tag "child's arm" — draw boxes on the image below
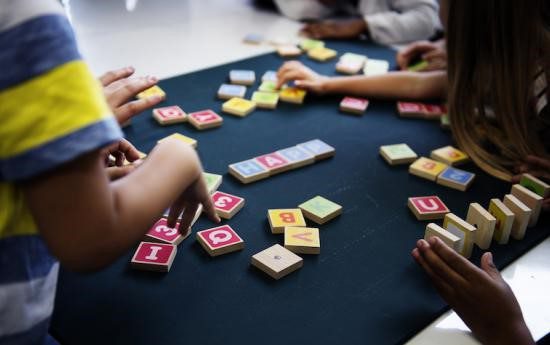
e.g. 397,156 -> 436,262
276,61 -> 447,100
412,237 -> 535,345
21,139 -> 219,272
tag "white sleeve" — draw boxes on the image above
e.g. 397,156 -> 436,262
274,0 -> 333,21
361,0 -> 441,45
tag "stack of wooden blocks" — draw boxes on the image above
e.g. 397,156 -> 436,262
409,174 -> 548,258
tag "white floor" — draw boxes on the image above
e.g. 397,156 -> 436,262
64,0 -> 550,343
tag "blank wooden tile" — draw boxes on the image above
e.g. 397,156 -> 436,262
503,194 -> 532,240
466,203 -> 496,250
251,244 -> 303,280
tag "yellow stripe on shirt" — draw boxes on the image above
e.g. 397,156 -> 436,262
0,183 -> 38,239
0,60 -> 112,159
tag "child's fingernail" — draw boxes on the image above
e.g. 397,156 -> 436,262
148,75 -> 158,83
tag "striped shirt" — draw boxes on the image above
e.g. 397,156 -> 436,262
0,1 -> 122,344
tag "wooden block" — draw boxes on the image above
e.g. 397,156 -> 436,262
436,167 -> 476,191
254,152 -> 292,175
488,199 -> 514,244
228,159 -> 270,184
409,157 -> 448,181
363,59 -> 389,76
279,87 -> 307,104
276,146 -> 315,169
339,52 -> 367,64
424,223 -> 461,252
258,81 -> 281,93
203,172 -> 223,194
217,84 -> 246,100
408,60 -> 429,72
408,196 -> 450,220
261,71 -> 278,82
379,143 -> 417,165
137,85 -> 166,100
430,146 -> 469,165
339,97 -> 369,115
152,105 -> 187,125
187,109 -> 223,130
123,150 -> 147,166
308,47 -> 337,62
251,244 -> 303,280
157,133 -> 197,148
267,209 -> 306,234
443,213 -> 477,258
520,173 -> 550,198
268,36 -> 294,46
144,218 -> 188,245
211,191 -> 245,219
196,225 -> 244,257
251,91 -> 279,109
296,139 -> 335,160
229,70 -> 255,85
423,104 -> 446,120
511,184 -> 543,227
130,242 -> 177,272
284,226 -> 320,254
298,195 -> 342,224
440,113 -> 451,130
299,38 -> 324,51
466,203 -> 496,250
335,59 -> 364,74
397,102 -> 425,118
243,33 -> 263,44
503,194 -> 532,240
277,45 -> 302,57
222,97 -> 256,117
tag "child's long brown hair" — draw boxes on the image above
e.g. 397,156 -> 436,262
446,0 -> 550,181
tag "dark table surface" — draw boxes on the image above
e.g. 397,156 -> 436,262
51,40 -> 550,345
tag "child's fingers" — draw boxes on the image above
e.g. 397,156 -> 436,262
178,203 -> 199,234
201,194 -> 221,223
114,96 -> 164,124
167,204 -> 184,228
418,238 -> 469,289
412,246 -> 455,297
116,139 -> 141,162
99,66 -> 135,86
428,236 -> 483,282
109,76 -> 159,107
422,49 -> 446,62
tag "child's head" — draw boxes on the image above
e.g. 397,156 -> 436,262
444,0 -> 550,181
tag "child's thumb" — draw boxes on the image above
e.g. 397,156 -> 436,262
481,252 -> 503,281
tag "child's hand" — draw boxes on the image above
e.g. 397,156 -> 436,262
396,40 -> 447,71
277,61 -> 329,94
102,139 -> 143,180
166,174 -> 220,234
412,237 -> 534,345
300,18 -> 367,39
512,155 -> 550,210
100,67 -> 164,124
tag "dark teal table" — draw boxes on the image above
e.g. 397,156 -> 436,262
51,40 -> 550,345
